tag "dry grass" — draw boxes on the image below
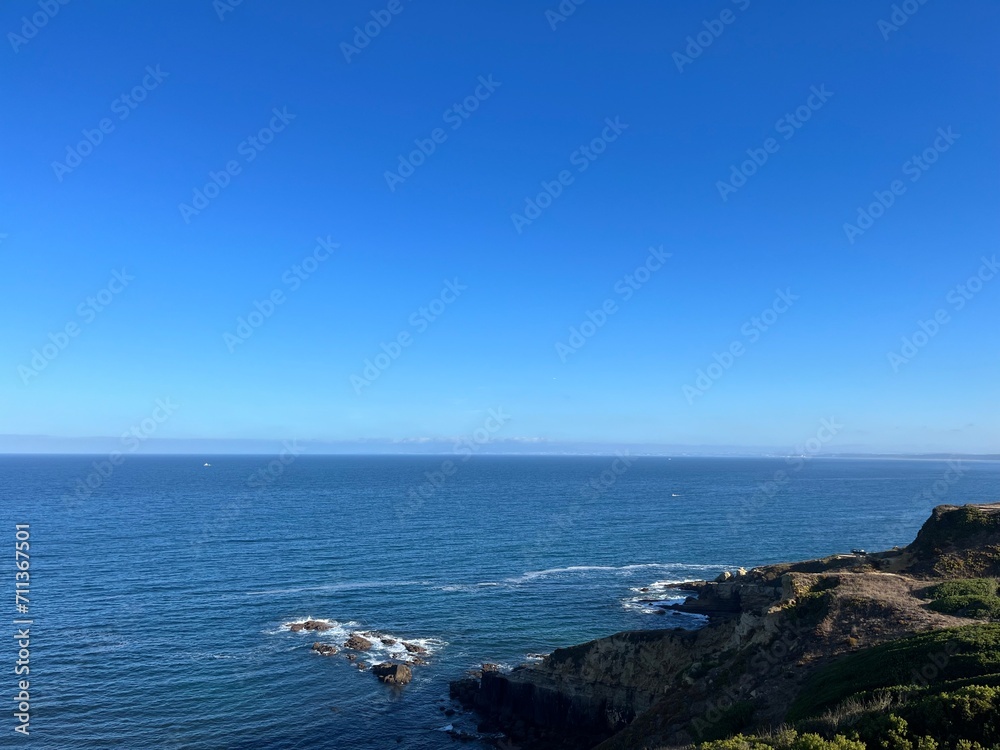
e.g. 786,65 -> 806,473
809,691 -> 900,734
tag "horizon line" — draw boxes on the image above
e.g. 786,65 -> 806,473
2,451 -> 998,461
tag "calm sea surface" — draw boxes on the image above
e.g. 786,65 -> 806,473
3,455 -> 999,749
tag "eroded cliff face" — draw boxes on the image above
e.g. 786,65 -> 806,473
452,504 -> 1000,750
452,572 -> 792,747
453,628 -> 711,745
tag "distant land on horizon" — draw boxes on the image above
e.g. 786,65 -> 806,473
1,434 -> 997,461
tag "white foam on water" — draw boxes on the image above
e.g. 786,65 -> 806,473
351,630 -> 448,660
269,618 -> 359,639
501,562 -> 732,585
246,580 -> 430,596
484,662 -> 515,673
436,583 -> 488,592
503,563 -> 657,584
81,638 -> 131,654
279,620 -> 448,663
435,581 -> 504,592
622,600 -> 681,615
628,579 -> 684,592
620,597 -> 710,624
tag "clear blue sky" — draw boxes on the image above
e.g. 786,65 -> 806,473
2,0 -> 998,453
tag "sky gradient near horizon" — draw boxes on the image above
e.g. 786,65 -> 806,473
2,0 -> 998,454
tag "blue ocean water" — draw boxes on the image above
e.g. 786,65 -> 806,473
3,455 -> 1000,749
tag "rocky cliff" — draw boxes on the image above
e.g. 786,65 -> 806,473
451,503 -> 1000,749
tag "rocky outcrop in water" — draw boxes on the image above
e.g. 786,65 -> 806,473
290,619 -> 330,632
373,662 -> 412,685
343,634 -> 373,651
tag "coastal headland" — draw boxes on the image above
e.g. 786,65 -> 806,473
452,503 -> 1000,749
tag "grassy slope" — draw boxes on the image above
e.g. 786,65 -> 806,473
787,624 -> 1000,722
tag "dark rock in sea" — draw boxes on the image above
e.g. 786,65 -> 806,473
402,641 -> 427,654
290,619 -> 331,632
356,661 -> 367,671
372,662 -> 412,685
345,654 -> 356,662
344,633 -> 373,651
465,662 -> 499,679
406,656 -> 427,666
380,637 -> 397,646
311,642 -> 338,656
450,677 -> 479,704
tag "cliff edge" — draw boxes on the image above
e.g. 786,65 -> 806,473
451,503 -> 1000,749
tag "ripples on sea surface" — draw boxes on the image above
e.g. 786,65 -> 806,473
3,455 -> 999,748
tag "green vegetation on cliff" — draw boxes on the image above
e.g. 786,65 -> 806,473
700,625 -> 1000,750
928,579 -> 1000,620
700,728 -> 865,750
907,506 -> 1000,578
788,624 -> 1000,722
703,686 -> 1000,750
